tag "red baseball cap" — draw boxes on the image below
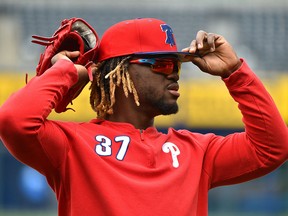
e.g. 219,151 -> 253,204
97,18 -> 192,62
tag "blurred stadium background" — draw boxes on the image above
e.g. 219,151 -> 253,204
0,0 -> 288,215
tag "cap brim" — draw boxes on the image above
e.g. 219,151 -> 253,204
133,51 -> 194,62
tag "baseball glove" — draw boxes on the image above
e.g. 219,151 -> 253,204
32,17 -> 99,113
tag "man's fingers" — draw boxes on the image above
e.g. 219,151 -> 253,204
195,31 -> 220,52
195,30 -> 207,49
183,31 -> 218,54
182,40 -> 197,53
207,33 -> 216,51
65,50 -> 81,59
51,51 -> 80,65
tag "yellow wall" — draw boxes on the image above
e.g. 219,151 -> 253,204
1,72 -> 288,128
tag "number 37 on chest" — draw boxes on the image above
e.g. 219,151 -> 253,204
94,135 -> 181,168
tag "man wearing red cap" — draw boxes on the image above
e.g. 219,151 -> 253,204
0,18 -> 287,216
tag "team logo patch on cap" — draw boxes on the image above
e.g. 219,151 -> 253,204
160,24 -> 176,47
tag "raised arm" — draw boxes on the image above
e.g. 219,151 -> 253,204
183,30 -> 288,187
0,52 -> 86,173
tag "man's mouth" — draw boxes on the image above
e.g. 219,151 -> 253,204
167,83 -> 180,97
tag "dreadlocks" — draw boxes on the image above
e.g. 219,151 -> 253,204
89,56 -> 140,119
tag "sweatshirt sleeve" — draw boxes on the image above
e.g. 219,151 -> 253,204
0,59 -> 78,175
205,59 -> 288,188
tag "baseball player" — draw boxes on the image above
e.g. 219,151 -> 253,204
0,17 -> 287,216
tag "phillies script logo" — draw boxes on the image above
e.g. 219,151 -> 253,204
162,142 -> 180,168
160,24 -> 176,47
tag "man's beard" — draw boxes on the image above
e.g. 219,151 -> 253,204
152,96 -> 179,115
140,86 -> 179,116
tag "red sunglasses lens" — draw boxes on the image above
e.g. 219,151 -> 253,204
152,62 -> 172,73
130,58 -> 181,75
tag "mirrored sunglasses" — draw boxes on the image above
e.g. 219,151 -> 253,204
129,58 -> 181,75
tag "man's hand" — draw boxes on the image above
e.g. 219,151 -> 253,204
182,30 -> 242,78
51,50 -> 89,83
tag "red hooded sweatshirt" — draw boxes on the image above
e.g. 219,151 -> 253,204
0,59 -> 287,216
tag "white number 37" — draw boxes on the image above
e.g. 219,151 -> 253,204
95,135 -> 130,161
